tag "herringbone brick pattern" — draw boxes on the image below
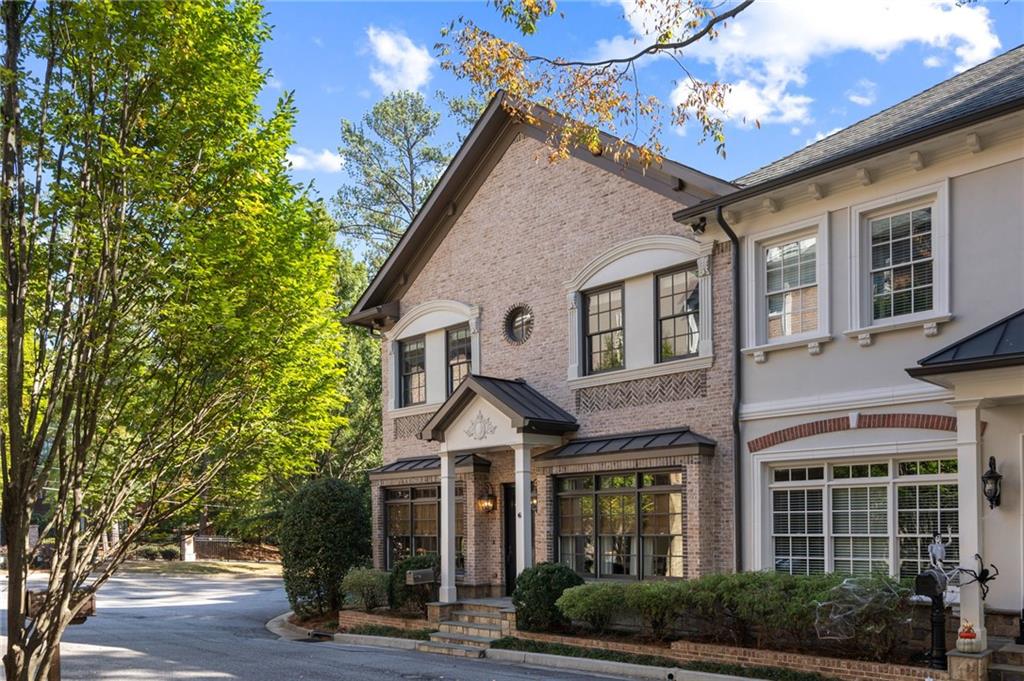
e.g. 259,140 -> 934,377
574,370 -> 707,413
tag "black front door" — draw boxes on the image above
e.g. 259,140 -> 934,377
503,483 -> 517,596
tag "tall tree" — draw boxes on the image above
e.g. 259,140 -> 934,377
438,0 -> 754,163
333,91 -> 450,269
0,3 -> 343,679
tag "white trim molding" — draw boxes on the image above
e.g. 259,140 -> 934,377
565,234 -> 707,292
739,382 -> 952,421
847,179 -> 951,339
567,354 -> 713,390
743,213 -> 831,360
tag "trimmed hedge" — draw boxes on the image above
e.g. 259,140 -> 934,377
342,567 -> 389,612
388,553 -> 439,615
556,583 -> 626,633
512,563 -> 584,632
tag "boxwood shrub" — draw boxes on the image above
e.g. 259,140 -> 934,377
342,566 -> 390,612
512,562 -> 584,632
556,583 -> 625,633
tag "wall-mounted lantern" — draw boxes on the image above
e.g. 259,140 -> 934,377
530,481 -> 538,513
982,456 -> 1002,509
476,484 -> 497,513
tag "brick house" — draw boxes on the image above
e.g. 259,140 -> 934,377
344,94 -> 738,604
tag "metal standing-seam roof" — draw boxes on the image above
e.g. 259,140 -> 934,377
536,427 -> 716,462
369,453 -> 491,477
908,307 -> 1024,377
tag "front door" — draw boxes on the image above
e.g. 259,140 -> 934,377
502,483 -> 517,596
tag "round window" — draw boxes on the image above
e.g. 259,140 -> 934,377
504,304 -> 534,345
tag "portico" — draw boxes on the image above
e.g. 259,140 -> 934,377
418,375 -> 578,603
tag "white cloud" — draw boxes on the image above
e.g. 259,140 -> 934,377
266,77 -> 283,90
610,0 -> 1000,130
670,77 -> 813,130
287,147 -> 344,173
923,55 -> 944,68
366,26 -> 434,94
805,127 -> 843,146
846,78 -> 877,107
790,127 -> 802,136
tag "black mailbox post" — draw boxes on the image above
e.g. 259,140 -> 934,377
915,569 -> 948,671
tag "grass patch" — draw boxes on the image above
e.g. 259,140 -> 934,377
490,638 -> 840,681
682,661 -> 839,681
490,637 -> 678,668
346,624 -> 434,641
118,560 -> 282,577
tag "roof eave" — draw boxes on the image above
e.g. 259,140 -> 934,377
906,354 -> 1024,379
672,95 -> 1024,224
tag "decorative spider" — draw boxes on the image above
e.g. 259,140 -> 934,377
958,554 -> 999,601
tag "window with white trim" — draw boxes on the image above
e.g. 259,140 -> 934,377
769,457 -> 958,578
766,236 -> 818,340
869,207 -> 933,321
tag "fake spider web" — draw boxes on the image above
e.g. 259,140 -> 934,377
814,577 -> 913,641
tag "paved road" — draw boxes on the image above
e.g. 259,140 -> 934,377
51,574 -> 629,681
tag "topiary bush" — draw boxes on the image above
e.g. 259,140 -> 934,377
624,580 -> 687,640
556,583 -> 626,633
342,566 -> 389,612
512,562 -> 584,632
388,553 -> 439,615
279,478 -> 371,617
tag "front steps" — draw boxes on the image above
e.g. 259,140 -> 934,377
989,637 -> 1024,680
416,602 -> 510,658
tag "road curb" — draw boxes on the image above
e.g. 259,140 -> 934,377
333,633 -> 420,651
484,648 -> 749,681
266,611 -> 309,641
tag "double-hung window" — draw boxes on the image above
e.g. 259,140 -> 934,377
769,457 -> 958,578
398,337 -> 426,407
445,324 -> 471,395
657,267 -> 700,361
584,286 -> 624,373
869,207 -> 933,321
766,236 -> 818,339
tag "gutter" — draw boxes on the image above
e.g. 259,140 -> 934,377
673,96 -> 1024,223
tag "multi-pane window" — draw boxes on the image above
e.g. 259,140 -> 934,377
657,267 -> 700,362
772,487 -> 825,575
557,471 -> 685,579
766,236 -> 818,339
769,457 -> 958,579
398,337 -> 426,406
870,206 -> 933,320
446,325 -> 472,395
831,487 -> 888,576
384,485 -> 465,571
584,286 -> 624,373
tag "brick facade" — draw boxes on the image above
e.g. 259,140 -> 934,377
747,412 -> 960,453
372,132 -> 736,592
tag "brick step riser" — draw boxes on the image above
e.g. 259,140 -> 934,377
990,670 -> 1024,681
439,623 -> 501,638
452,613 -> 503,625
429,633 -> 493,649
415,642 -> 484,659
996,652 -> 1024,667
455,604 -> 508,615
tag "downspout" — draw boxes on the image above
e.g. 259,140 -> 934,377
715,205 -> 743,574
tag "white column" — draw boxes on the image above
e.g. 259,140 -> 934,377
439,447 -> 458,604
696,254 -> 714,358
953,399 -> 986,647
514,443 -> 534,574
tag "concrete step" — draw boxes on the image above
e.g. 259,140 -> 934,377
415,640 -> 485,658
429,631 -> 496,649
438,620 -> 502,638
455,600 -> 513,615
989,663 -> 1024,681
451,609 -> 503,625
993,639 -> 1024,667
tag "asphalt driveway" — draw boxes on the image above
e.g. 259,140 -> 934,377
46,573 -> 629,680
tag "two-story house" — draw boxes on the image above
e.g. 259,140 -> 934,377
345,94 -> 739,609
674,45 -> 1024,650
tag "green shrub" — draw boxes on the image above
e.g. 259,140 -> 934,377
139,545 -> 160,561
814,574 -> 912,661
512,562 -> 584,632
624,580 -> 686,640
159,546 -> 180,561
342,567 -> 389,612
388,553 -> 439,615
556,583 -> 625,633
279,478 -> 371,617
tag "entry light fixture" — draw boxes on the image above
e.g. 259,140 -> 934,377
981,456 -> 1002,510
477,484 -> 497,514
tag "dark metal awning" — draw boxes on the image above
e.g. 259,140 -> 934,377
535,427 -> 715,466
369,453 -> 491,479
908,308 -> 1024,378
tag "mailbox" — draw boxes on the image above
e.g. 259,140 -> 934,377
915,568 -> 947,671
405,568 -> 437,586
915,568 -> 947,599
27,590 -> 96,624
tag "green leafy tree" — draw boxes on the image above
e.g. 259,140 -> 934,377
332,91 -> 450,269
0,3 -> 343,678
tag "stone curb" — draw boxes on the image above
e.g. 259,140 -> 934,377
483,648 -> 749,681
265,611 -> 311,641
333,633 -> 420,651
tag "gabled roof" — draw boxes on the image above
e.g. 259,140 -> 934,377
907,308 -> 1024,378
419,374 -> 578,442
674,44 -> 1024,222
344,92 -> 736,328
535,427 -> 715,462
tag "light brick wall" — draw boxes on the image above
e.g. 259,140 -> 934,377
373,132 -> 736,586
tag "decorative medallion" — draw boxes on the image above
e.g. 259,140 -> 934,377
463,410 -> 497,441
503,303 -> 534,345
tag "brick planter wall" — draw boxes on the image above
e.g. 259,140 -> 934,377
337,610 -> 432,632
510,630 -> 950,681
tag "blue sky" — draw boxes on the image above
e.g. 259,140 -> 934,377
258,0 -> 1024,200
